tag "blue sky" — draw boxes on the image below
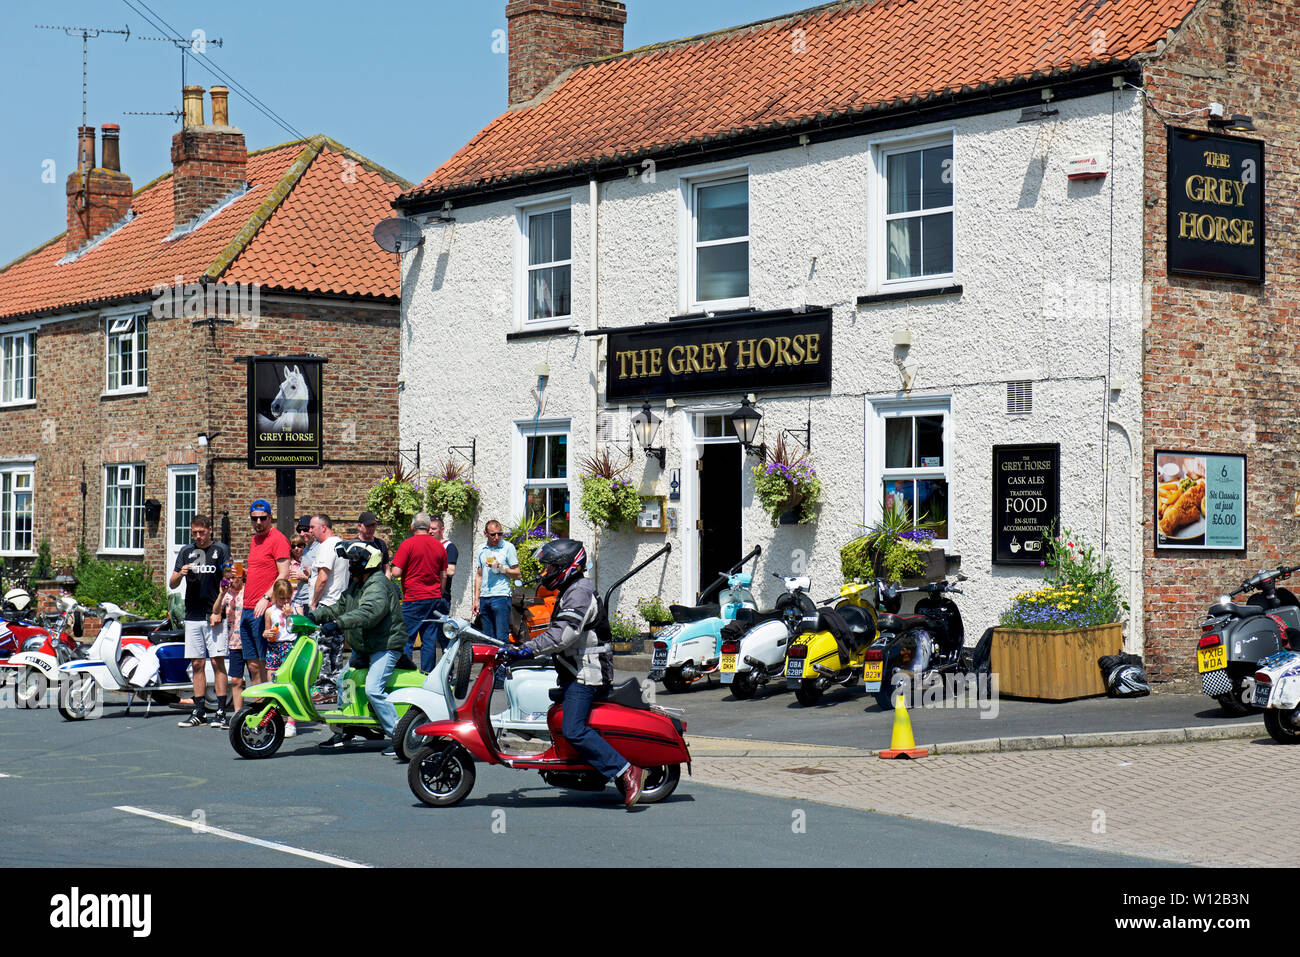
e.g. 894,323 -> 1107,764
0,0 -> 808,265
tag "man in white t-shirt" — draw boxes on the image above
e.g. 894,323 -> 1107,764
308,513 -> 351,704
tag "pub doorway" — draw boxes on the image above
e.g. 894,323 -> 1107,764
691,413 -> 744,601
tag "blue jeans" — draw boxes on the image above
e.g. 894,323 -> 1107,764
479,596 -> 511,644
403,598 -> 450,673
348,649 -> 399,737
240,609 -> 267,662
560,681 -> 630,782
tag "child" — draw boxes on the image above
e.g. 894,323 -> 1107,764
262,579 -> 299,737
211,571 -> 244,711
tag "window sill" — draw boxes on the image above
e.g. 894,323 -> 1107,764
0,551 -> 35,559
857,284 -> 963,307
98,550 -> 145,559
101,388 -> 149,399
0,400 -> 36,410
507,324 -> 579,342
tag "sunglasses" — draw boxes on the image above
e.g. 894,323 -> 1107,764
251,515 -> 270,523
486,531 -> 503,538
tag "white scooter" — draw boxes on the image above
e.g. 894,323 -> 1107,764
721,575 -> 819,699
1,595 -> 91,706
56,602 -> 215,720
1251,650 -> 1300,744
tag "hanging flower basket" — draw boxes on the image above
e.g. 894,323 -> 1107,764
426,459 -> 480,525
752,435 -> 822,527
577,450 -> 642,533
365,462 -> 422,544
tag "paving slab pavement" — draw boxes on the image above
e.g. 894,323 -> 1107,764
690,736 -> 1297,867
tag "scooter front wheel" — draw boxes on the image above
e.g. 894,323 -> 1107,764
393,707 -> 431,763
408,742 -> 475,807
1264,709 -> 1300,744
229,705 -> 285,759
615,765 -> 681,805
57,673 -> 100,720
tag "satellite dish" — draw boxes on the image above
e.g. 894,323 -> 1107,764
372,218 -> 424,254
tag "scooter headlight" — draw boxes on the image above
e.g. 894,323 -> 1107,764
442,619 -> 461,641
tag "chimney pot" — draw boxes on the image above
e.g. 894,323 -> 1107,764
209,86 -> 230,126
76,125 -> 96,171
101,124 -> 121,172
182,85 -> 206,128
506,0 -> 626,107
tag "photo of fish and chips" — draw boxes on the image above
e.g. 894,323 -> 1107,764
1156,454 -> 1207,545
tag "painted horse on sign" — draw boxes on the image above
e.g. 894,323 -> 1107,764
258,365 -> 310,433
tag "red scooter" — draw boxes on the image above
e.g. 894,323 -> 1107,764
406,620 -> 691,808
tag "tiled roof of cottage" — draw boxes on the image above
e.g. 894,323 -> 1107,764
402,0 -> 1199,203
0,136 -> 411,320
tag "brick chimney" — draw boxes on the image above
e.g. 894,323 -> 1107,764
171,85 -> 248,230
506,0 -> 626,107
64,124 -> 134,254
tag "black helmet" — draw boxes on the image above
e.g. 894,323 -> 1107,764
538,539 -> 586,591
337,540 -> 382,578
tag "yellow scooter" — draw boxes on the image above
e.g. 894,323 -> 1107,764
783,582 -> 878,706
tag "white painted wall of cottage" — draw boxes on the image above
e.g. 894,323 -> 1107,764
402,89 -> 1147,651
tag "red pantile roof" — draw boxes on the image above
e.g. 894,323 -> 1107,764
0,136 -> 411,321
403,0 -> 1200,203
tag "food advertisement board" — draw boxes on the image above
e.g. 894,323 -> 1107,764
1154,450 -> 1246,551
992,444 -> 1060,565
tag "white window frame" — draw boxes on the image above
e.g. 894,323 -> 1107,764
870,131 -> 956,295
510,419 -> 572,538
679,167 -> 751,313
104,310 -> 149,396
0,330 -> 36,407
515,194 -> 576,332
865,395 -> 953,547
102,463 -> 146,555
167,465 -> 199,581
0,465 -> 34,556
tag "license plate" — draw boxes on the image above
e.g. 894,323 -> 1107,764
720,654 -> 737,673
652,649 -> 668,667
785,658 -> 803,679
1197,645 -> 1227,673
863,660 -> 883,683
1255,683 -> 1271,707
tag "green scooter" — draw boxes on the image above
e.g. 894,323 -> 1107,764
228,615 -> 423,759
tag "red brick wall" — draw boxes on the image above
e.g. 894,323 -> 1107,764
0,296 -> 399,589
1141,0 -> 1300,683
506,0 -> 626,106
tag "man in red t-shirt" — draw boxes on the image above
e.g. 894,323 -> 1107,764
239,499 -> 292,688
391,512 -> 448,673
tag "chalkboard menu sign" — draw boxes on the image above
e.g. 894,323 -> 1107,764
993,444 -> 1061,565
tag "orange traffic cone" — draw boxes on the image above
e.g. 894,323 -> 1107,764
879,679 -> 928,759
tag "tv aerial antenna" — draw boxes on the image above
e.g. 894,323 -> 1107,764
35,23 -> 132,159
137,33 -> 224,95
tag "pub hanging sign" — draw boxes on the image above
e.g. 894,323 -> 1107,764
246,356 -> 325,470
604,308 -> 833,402
992,444 -> 1061,565
1167,127 -> 1265,283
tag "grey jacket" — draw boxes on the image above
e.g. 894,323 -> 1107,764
524,577 -> 612,686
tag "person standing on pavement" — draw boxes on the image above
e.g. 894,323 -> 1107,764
308,513 -> 350,704
243,499 -> 291,691
171,515 -> 231,729
292,515 -> 317,611
311,541 -> 406,753
472,520 -> 519,643
430,515 -> 458,616
391,512 -> 448,673
354,512 -> 391,576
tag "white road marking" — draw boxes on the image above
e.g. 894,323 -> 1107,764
0,774 -> 8,778
114,806 -> 370,868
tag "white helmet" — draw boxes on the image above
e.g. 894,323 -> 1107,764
4,588 -> 32,612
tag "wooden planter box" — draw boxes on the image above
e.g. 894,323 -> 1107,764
991,623 -> 1123,701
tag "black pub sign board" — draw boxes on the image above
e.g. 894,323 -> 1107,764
993,444 -> 1061,565
246,356 -> 325,469
1167,127 -> 1265,282
605,308 -> 833,401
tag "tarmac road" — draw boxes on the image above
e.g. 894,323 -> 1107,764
0,700 -> 1166,868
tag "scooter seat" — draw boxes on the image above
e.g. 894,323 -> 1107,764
547,680 -> 651,711
837,605 -> 875,649
670,604 -> 720,624
1210,600 -> 1265,619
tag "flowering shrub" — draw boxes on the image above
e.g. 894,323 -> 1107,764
841,507 -> 942,584
609,612 -> 642,643
751,435 -> 822,526
1000,527 -> 1126,630
365,466 -> 422,545
577,450 -> 641,532
635,595 -> 674,626
506,512 -> 558,584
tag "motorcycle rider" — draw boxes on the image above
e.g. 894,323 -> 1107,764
310,541 -> 405,753
505,539 -> 644,809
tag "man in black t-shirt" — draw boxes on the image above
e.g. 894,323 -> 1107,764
169,515 -> 232,728
355,512 -> 392,576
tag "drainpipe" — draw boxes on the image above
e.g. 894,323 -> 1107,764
588,176 -> 602,587
1109,418 -> 1140,654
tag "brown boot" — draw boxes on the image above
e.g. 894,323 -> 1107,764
621,766 -> 643,810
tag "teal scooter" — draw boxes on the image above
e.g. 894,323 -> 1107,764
648,547 -> 760,693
